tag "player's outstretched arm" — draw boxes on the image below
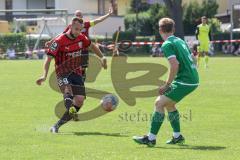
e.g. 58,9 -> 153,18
36,56 -> 52,85
159,57 -> 179,95
89,43 -> 107,69
92,7 -> 113,26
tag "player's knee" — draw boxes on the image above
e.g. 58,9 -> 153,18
74,95 -> 85,107
63,92 -> 73,101
155,96 -> 164,111
165,104 -> 176,112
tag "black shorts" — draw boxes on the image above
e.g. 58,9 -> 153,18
57,73 -> 85,96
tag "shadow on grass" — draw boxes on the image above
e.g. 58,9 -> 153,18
148,144 -> 226,151
59,131 -> 129,137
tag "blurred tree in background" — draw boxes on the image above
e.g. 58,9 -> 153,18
125,3 -> 169,38
130,0 -> 151,13
124,11 -> 152,36
163,0 -> 184,39
149,3 -> 169,36
208,18 -> 222,34
124,0 -> 220,38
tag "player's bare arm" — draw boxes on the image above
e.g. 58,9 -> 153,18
91,7 -> 113,25
159,57 -> 179,95
89,42 -> 107,69
36,55 -> 52,85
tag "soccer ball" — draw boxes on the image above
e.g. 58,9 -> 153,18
101,94 -> 119,112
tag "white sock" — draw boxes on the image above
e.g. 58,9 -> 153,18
148,133 -> 156,141
173,132 -> 181,138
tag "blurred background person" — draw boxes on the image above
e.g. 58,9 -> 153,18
195,16 -> 211,68
6,46 -> 16,59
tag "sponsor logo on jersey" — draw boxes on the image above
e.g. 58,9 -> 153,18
66,51 -> 82,57
50,42 -> 58,51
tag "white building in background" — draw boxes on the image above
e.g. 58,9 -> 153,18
0,0 -> 124,36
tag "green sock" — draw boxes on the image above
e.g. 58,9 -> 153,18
150,112 -> 165,135
168,110 -> 180,132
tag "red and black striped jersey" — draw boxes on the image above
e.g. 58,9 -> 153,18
47,33 -> 91,77
63,21 -> 92,37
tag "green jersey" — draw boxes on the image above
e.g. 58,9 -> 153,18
161,35 -> 199,85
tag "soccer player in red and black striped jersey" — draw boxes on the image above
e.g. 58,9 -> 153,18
46,8 -> 113,80
36,17 -> 107,133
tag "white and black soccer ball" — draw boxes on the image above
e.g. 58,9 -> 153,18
101,94 -> 119,112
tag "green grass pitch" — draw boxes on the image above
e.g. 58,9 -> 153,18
0,57 -> 240,160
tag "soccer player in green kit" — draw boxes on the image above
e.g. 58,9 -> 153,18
195,16 -> 211,68
133,18 -> 199,147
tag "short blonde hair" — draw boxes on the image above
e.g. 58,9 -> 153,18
159,18 -> 175,33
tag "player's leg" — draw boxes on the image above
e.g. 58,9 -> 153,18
70,95 -> 85,121
133,95 -> 174,147
62,85 -> 74,110
197,45 -> 203,67
197,52 -> 202,67
204,51 -> 209,68
50,75 -> 75,133
204,42 -> 210,68
133,82 -> 198,145
204,52 -> 209,68
164,82 -> 198,144
165,104 -> 185,144
68,73 -> 86,120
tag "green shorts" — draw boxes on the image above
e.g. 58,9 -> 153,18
164,81 -> 198,102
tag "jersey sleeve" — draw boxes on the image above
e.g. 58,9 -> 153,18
161,42 -> 176,59
47,40 -> 60,57
89,21 -> 95,27
84,21 -> 90,28
84,21 -> 95,28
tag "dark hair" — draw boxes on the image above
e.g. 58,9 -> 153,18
159,18 -> 175,33
72,17 -> 83,24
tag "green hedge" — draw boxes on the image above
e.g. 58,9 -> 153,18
124,12 -> 153,36
0,33 -> 26,52
112,30 -> 136,42
0,33 -> 52,53
26,38 -> 50,50
212,32 -> 240,40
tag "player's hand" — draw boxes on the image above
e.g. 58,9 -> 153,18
101,57 -> 107,69
108,7 -> 113,15
36,76 -> 46,86
159,83 -> 170,95
45,41 -> 51,48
